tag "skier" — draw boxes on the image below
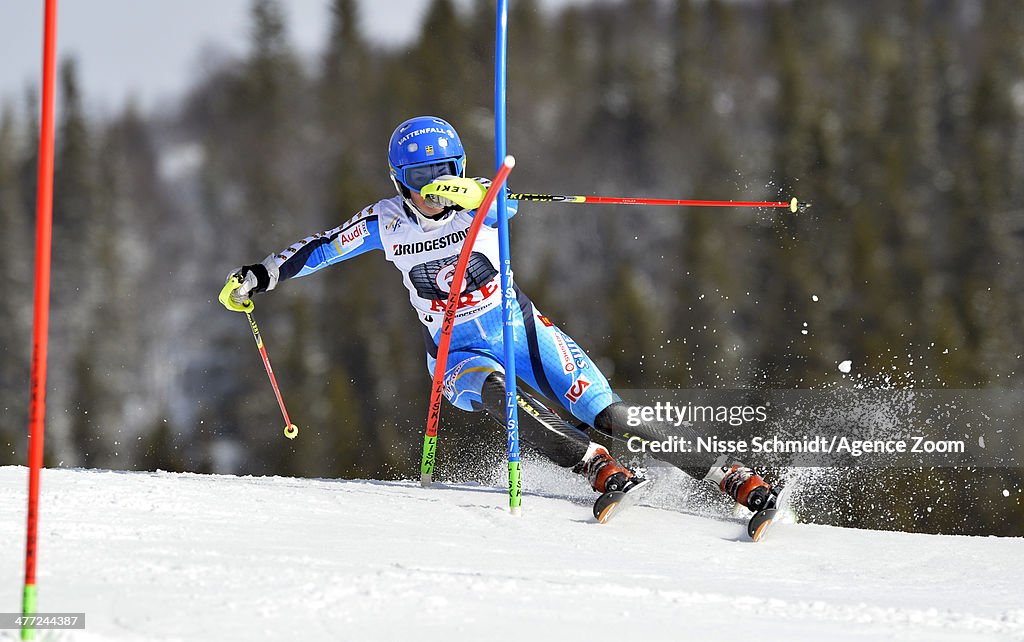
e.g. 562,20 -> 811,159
219,115 -> 778,514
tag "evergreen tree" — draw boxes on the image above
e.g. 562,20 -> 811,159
404,0 -> 475,118
0,106 -> 32,457
51,57 -> 103,467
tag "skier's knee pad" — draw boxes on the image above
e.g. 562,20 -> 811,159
593,401 -> 632,438
478,371 -> 590,467
478,371 -> 507,420
594,401 -> 714,480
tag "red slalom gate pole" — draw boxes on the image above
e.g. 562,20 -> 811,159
23,0 -> 59,639
420,156 -> 516,487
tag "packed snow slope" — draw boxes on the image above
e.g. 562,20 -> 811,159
1,465 -> 1022,642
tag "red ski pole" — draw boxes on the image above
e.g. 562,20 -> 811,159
219,275 -> 299,440
244,309 -> 299,440
509,192 -> 810,213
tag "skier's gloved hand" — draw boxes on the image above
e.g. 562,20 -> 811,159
218,258 -> 279,313
421,176 -> 488,211
219,270 -> 257,313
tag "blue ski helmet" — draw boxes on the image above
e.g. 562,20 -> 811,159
388,116 -> 466,194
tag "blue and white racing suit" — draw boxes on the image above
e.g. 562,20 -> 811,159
263,194 -> 618,429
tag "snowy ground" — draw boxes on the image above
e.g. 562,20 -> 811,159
1,465 -> 1023,642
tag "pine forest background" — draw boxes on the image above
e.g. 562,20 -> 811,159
2,0 -> 1023,535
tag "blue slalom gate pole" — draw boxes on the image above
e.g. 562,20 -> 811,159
495,0 -> 522,515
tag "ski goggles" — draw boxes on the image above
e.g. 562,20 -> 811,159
394,159 -> 462,192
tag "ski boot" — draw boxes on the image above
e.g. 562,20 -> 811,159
577,445 -> 651,523
711,463 -> 778,512
576,445 -> 645,493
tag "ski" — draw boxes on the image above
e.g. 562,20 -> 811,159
746,507 -> 778,542
593,479 -> 653,524
746,483 -> 793,542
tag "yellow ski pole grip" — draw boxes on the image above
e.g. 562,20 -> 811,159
218,274 -> 254,312
421,177 -> 488,210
